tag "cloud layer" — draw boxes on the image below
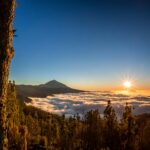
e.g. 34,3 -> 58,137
26,92 -> 150,117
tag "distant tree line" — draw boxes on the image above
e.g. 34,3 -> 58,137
6,81 -> 150,150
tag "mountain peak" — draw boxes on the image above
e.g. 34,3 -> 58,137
16,80 -> 83,101
45,80 -> 60,84
41,80 -> 68,88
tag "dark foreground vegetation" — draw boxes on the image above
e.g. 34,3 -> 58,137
7,81 -> 150,150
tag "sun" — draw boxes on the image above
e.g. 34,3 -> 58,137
123,81 -> 132,89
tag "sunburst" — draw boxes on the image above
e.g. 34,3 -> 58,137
123,81 -> 132,89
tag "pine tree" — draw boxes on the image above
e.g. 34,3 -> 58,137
0,0 -> 16,149
104,100 -> 121,150
83,110 -> 103,150
121,103 -> 138,150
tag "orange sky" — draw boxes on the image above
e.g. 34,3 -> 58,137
69,82 -> 150,95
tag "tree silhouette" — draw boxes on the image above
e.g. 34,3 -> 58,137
104,100 -> 121,150
83,109 -> 103,150
121,103 -> 138,150
0,0 -> 16,149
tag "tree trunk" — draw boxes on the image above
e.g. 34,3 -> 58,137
0,0 -> 16,149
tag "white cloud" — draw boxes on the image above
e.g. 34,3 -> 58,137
26,92 -> 150,117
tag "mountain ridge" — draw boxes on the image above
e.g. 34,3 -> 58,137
16,80 -> 83,101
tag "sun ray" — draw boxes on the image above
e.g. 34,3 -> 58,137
123,81 -> 132,89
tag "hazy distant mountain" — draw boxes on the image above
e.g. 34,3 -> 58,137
39,80 -> 68,89
16,80 -> 83,101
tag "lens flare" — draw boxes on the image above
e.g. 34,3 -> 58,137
123,81 -> 132,88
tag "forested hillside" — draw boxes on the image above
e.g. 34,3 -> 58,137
7,81 -> 150,150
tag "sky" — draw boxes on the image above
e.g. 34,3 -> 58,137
10,0 -> 150,90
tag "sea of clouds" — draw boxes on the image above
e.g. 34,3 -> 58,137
26,91 -> 150,117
